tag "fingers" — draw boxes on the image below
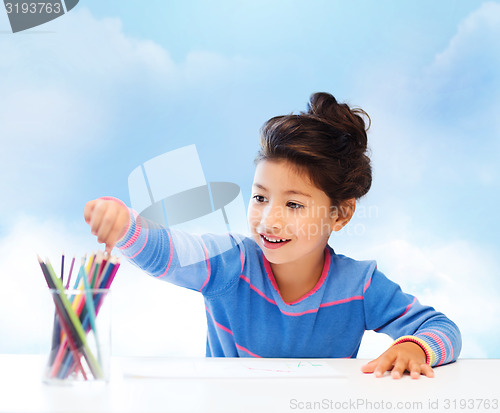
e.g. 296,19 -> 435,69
84,200 -> 97,224
391,358 -> 407,379
84,198 -> 129,251
360,359 -> 378,374
373,354 -> 397,378
88,200 -> 108,241
105,207 -> 130,251
361,354 -> 396,378
362,358 -> 434,379
94,206 -> 115,245
361,343 -> 435,379
420,363 -> 435,378
407,361 -> 434,379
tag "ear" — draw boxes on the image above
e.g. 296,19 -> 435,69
332,198 -> 356,232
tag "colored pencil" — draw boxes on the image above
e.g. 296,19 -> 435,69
80,259 -> 102,366
37,257 -> 87,380
39,252 -> 120,380
61,252 -> 65,283
60,256 -> 117,378
45,258 -> 103,379
65,256 -> 76,289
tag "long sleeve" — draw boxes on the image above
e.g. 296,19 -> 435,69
363,268 -> 462,366
114,203 -> 245,296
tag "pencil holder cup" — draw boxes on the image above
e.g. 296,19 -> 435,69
43,288 -> 111,384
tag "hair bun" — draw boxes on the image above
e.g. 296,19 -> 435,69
306,92 -> 370,152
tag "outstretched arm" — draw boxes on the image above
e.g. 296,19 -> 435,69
84,196 -> 246,295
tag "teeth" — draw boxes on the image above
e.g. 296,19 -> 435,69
262,235 -> 288,243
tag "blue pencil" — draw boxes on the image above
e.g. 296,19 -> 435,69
80,259 -> 102,366
58,256 -> 118,378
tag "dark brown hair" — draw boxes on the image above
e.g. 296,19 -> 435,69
255,92 -> 372,208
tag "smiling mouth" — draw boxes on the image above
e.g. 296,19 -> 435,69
260,234 -> 291,244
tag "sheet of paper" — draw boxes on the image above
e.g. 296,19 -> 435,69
123,358 -> 344,379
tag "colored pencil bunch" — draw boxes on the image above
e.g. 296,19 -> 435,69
37,252 -> 120,381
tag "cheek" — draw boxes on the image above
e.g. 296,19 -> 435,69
296,216 -> 332,240
247,205 -> 261,229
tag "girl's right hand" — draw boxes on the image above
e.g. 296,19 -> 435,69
84,198 -> 130,253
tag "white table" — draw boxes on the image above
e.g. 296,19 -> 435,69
0,355 -> 498,413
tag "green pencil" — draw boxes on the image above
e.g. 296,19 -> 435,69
79,258 -> 102,367
45,259 -> 103,379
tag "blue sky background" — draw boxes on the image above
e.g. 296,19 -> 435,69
0,1 -> 499,358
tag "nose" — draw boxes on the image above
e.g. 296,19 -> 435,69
260,202 -> 284,231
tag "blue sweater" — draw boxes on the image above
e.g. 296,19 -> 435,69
116,210 -> 461,366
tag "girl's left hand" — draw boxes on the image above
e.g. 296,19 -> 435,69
361,342 -> 434,379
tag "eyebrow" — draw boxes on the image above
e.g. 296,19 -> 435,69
252,183 -> 312,198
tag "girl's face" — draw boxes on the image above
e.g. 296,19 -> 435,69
248,159 -> 344,265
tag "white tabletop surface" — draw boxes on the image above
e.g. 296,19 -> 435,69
0,355 -> 498,413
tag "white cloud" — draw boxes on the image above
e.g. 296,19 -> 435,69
427,2 -> 500,85
0,7 -> 256,99
0,9 -> 176,87
365,107 -> 431,188
112,262 -> 207,357
422,2 -> 500,153
0,7 -> 257,221
358,237 -> 500,358
181,50 -> 252,90
357,2 -> 500,196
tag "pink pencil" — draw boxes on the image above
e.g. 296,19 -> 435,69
65,256 -> 76,289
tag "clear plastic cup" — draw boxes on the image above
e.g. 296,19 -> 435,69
43,288 -> 111,384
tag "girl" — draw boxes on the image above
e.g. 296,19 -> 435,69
84,92 -> 461,379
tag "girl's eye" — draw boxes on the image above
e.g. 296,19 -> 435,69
287,202 -> 304,209
253,195 -> 266,203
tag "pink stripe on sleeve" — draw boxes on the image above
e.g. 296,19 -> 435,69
398,296 -> 417,318
363,276 -> 372,293
157,230 -> 174,279
127,226 -> 149,259
420,331 -> 447,366
121,211 -> 143,250
198,241 -> 211,292
428,329 -> 454,362
121,230 -> 140,250
240,250 -> 245,274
